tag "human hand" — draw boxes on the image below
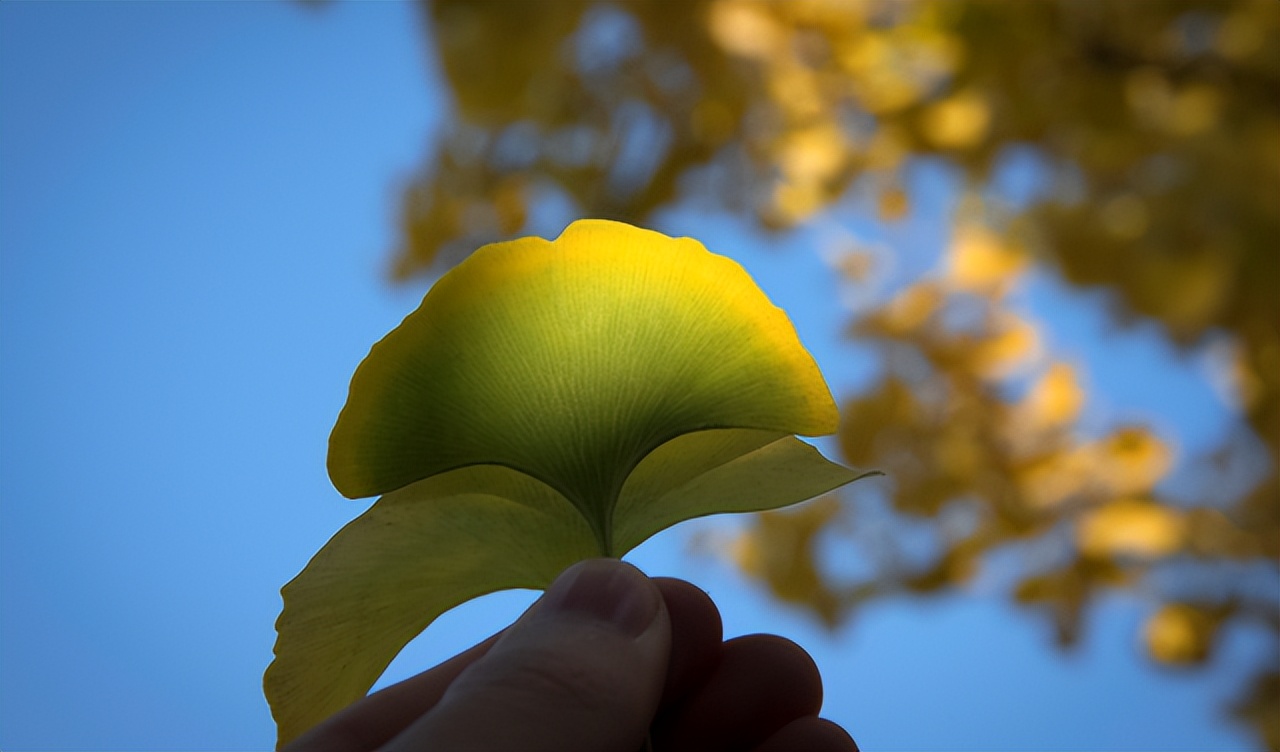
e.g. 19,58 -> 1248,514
283,558 -> 858,752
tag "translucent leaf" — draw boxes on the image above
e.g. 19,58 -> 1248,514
265,464 -> 597,747
613,429 -> 875,555
271,220 -> 865,746
329,219 -> 838,550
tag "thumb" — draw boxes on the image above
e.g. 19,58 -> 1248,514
385,559 -> 671,752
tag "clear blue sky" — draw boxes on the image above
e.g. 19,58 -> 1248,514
0,3 -> 1259,750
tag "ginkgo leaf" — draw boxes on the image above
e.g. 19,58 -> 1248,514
265,464 -> 598,747
267,431 -> 869,747
328,219 -> 838,552
270,220 -> 874,748
613,429 -> 877,555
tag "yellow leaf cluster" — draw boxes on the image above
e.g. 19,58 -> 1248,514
946,225 -> 1028,296
1145,604 -> 1214,665
389,0 -> 1280,743
733,497 -> 846,626
1078,500 -> 1185,559
1021,363 -> 1085,430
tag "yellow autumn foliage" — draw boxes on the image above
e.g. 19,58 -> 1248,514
1146,604 -> 1214,665
1078,500 -> 1185,559
382,0 -> 1280,745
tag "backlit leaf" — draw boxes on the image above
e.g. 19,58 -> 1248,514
613,429 -> 876,555
270,220 -> 867,747
266,464 -> 598,746
328,219 -> 838,551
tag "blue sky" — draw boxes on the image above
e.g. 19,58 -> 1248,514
0,3 -> 1259,750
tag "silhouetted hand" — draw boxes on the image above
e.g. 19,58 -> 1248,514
284,558 -> 858,752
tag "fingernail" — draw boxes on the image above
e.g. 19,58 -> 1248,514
540,559 -> 660,638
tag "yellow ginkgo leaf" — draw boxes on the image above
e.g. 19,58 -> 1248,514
269,220 -> 873,748
328,219 -> 838,551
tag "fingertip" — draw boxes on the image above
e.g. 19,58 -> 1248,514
752,717 -> 860,752
538,558 -> 664,638
656,634 -> 824,751
653,577 -> 722,702
385,559 -> 671,752
727,633 -> 824,716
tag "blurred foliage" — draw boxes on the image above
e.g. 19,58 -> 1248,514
385,0 -> 1278,747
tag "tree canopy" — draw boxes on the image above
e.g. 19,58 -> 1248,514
381,1 -> 1278,746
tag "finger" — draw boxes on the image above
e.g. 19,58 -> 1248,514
281,631 -> 502,752
655,634 -> 823,752
751,717 -> 860,752
653,577 -> 722,704
385,558 -> 671,752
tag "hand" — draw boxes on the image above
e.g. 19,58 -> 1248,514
284,558 -> 859,752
